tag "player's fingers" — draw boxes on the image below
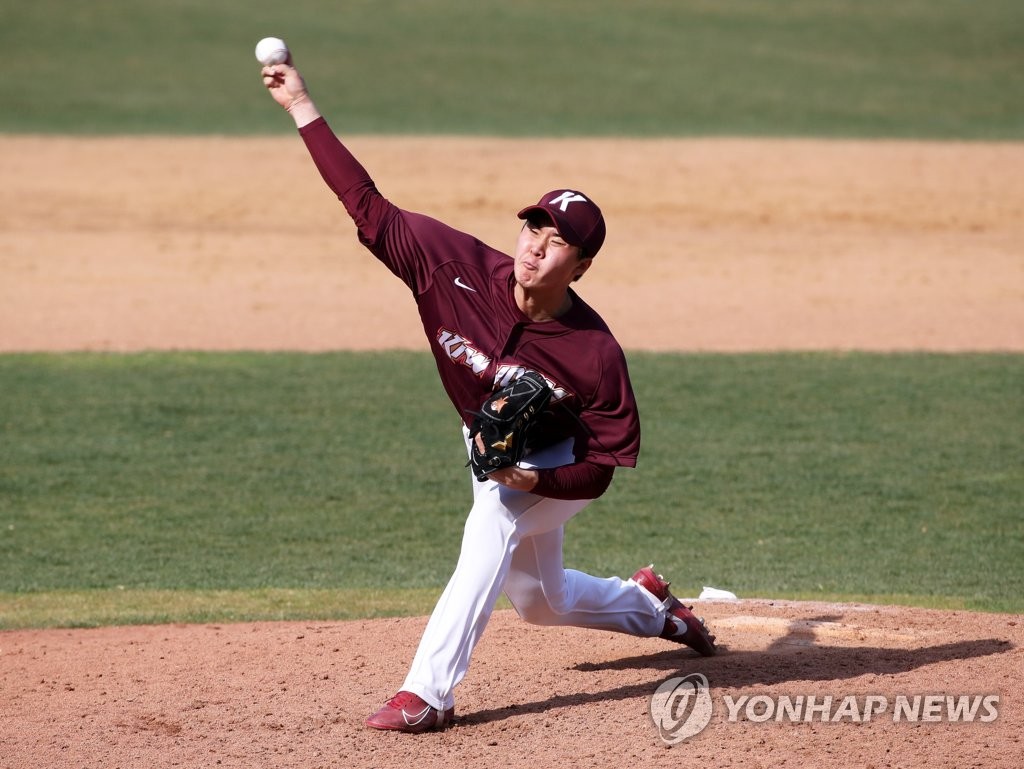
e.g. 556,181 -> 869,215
261,64 -> 293,79
261,67 -> 287,87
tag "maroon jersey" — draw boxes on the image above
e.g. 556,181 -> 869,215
301,118 -> 640,471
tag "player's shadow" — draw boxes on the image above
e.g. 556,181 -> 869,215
460,619 -> 1012,727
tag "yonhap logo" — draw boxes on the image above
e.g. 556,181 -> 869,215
649,673 -> 713,744
647,674 -> 1001,745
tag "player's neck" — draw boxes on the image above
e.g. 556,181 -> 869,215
514,283 -> 572,322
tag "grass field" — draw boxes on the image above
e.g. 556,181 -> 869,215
2,0 -> 1022,137
1,352 -> 1021,628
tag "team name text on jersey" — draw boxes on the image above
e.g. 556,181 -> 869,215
437,329 -> 490,376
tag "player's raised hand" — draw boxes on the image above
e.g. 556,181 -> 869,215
262,58 -> 306,109
261,60 -> 321,126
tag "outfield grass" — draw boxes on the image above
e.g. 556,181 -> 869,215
2,0 -> 1021,137
1,352 -> 1020,628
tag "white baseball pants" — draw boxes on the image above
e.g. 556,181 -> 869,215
401,431 -> 665,712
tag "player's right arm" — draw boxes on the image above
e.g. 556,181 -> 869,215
261,59 -> 486,299
261,60 -> 416,274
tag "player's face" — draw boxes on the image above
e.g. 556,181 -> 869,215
514,219 -> 592,292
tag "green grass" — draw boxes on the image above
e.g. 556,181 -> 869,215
2,0 -> 1021,137
0,587 -> 452,629
1,351 -> 1021,628
571,353 -> 1024,612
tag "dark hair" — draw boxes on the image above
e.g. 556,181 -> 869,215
523,211 -> 588,261
524,210 -> 554,229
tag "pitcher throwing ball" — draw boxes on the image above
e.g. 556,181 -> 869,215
260,49 -> 716,734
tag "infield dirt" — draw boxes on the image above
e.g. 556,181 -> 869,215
2,136 -> 1021,352
1,137 -> 1022,768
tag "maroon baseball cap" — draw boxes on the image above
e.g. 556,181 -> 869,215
517,189 -> 606,258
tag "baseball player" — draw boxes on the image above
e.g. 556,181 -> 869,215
261,53 -> 716,734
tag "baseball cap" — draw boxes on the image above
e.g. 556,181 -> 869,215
517,190 -> 606,258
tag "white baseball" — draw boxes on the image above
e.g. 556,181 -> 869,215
255,37 -> 289,66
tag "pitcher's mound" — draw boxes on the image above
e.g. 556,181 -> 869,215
3,601 -> 1020,767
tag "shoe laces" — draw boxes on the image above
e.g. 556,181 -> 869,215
387,691 -> 428,711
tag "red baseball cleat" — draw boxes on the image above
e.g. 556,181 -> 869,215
633,565 -> 717,656
365,691 -> 455,734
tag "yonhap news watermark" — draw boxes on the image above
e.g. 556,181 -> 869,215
649,674 -> 1000,745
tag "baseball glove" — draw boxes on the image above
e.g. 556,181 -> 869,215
467,371 -> 553,481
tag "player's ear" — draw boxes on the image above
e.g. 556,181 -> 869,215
573,256 -> 594,282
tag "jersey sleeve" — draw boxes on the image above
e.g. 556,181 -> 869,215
533,461 -> 614,500
299,117 -> 476,294
527,343 -> 640,500
576,343 -> 641,469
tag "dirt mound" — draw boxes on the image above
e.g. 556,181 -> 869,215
3,603 -> 1020,768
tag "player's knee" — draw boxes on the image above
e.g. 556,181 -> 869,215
511,600 -> 559,626
507,585 -> 572,625
544,587 -> 575,616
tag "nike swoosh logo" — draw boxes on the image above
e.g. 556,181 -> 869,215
402,705 -> 434,726
454,276 -> 477,292
666,615 -> 690,638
